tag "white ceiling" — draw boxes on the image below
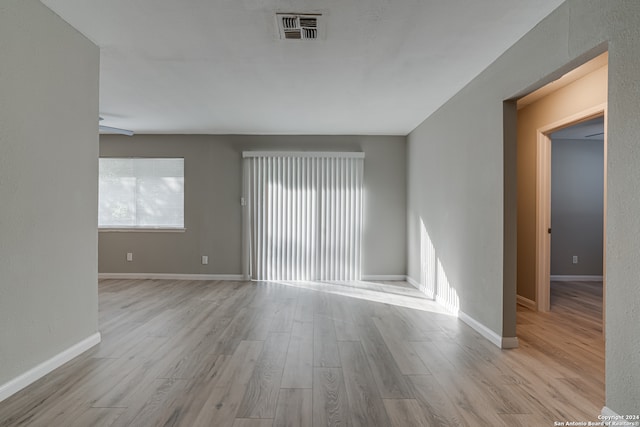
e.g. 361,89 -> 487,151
41,0 -> 566,135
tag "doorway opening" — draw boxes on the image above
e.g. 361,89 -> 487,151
514,51 -> 608,314
534,110 -> 607,313
510,51 -> 608,410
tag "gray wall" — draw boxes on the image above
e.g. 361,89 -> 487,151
99,134 -> 406,278
407,0 -> 639,415
551,138 -> 604,276
0,0 -> 99,387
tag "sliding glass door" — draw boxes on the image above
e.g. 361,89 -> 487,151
243,152 -> 364,281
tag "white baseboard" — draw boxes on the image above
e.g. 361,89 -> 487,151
501,337 -> 520,349
101,273 -> 416,283
517,295 -> 537,310
405,276 -> 435,299
0,332 -> 101,403
361,275 -> 407,281
550,275 -> 603,282
405,276 -> 517,349
458,311 -> 519,349
98,273 -> 246,281
405,275 -> 420,289
601,406 -> 622,419
435,295 -> 460,316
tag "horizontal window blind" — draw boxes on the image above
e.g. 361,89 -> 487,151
244,152 -> 363,281
99,158 -> 184,228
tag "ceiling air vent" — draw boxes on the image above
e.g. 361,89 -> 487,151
276,13 -> 322,40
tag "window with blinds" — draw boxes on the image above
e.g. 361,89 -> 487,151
243,152 -> 364,281
98,158 -> 184,229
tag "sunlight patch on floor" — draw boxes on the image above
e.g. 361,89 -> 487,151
273,280 -> 454,315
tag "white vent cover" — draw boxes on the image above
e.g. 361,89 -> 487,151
276,13 -> 322,40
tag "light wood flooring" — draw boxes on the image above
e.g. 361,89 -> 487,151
0,279 -> 604,426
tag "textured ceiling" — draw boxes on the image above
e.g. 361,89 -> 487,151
41,0 -> 566,135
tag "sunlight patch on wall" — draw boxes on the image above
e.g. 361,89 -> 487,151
436,259 -> 459,315
419,218 -> 460,315
420,219 -> 436,298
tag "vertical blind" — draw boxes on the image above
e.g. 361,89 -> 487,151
243,152 -> 364,281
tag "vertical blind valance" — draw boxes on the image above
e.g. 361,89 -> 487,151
243,152 -> 364,281
243,151 -> 365,159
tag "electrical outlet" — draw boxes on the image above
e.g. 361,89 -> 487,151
127,252 -> 133,262
572,255 -> 578,264
202,255 -> 209,265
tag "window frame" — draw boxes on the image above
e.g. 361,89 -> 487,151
98,157 -> 186,232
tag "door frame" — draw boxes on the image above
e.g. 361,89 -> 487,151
535,103 -> 607,312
